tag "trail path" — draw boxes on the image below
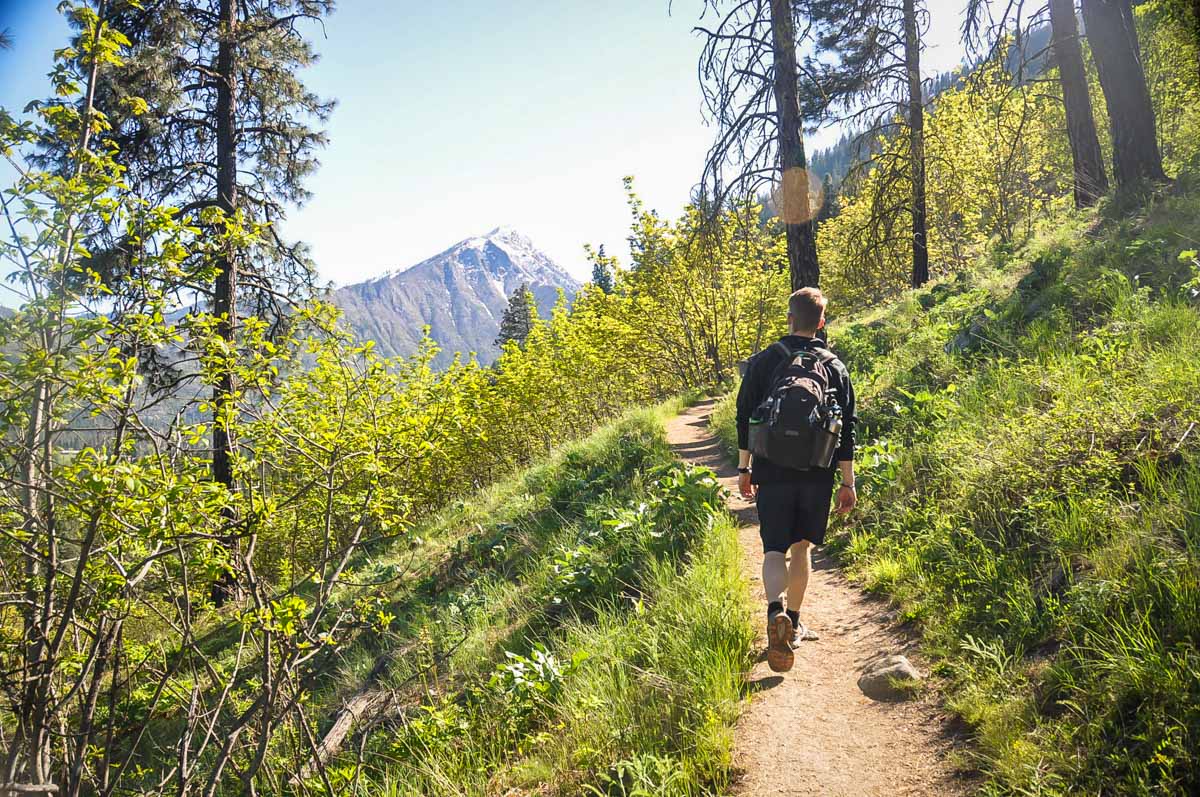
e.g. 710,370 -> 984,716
665,400 -> 970,797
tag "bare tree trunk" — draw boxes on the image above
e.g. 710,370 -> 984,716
769,0 -> 820,290
8,382 -> 50,786
1081,0 -> 1167,185
211,0 -> 240,604
903,0 -> 929,288
1050,0 -> 1109,206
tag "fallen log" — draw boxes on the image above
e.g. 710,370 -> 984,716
291,645 -> 414,785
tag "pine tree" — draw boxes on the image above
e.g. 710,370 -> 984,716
45,1 -> 332,317
696,0 -> 821,288
770,0 -> 820,289
44,0 -> 334,601
1081,0 -> 1167,185
804,0 -> 931,287
816,173 -> 840,225
590,245 -> 616,294
496,283 -> 537,349
1050,0 -> 1109,206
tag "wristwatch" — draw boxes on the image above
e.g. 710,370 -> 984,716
737,467 -> 751,474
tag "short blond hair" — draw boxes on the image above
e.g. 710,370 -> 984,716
788,287 -> 827,333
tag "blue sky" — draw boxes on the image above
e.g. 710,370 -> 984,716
0,0 -> 968,292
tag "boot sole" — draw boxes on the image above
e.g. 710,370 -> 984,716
767,613 -> 795,673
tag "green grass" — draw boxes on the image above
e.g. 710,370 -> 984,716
275,402 -> 756,796
711,185 -> 1200,794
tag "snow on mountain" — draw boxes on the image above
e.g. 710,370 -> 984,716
332,228 -> 581,367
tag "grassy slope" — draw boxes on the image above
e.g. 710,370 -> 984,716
712,184 -> 1200,794
297,400 -> 755,796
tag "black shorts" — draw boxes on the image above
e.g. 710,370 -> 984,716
755,479 -> 835,553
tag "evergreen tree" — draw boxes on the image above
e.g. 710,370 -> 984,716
804,0 -> 931,287
44,0 -> 333,317
591,245 -> 615,294
1081,0 -> 1167,185
496,283 -> 537,349
696,0 -> 821,289
816,173 -> 840,225
1050,0 -> 1109,206
43,0 -> 334,600
769,0 -> 820,289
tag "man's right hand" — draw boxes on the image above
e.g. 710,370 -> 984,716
738,471 -> 756,500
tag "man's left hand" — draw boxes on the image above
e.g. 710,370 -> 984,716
835,484 -> 857,515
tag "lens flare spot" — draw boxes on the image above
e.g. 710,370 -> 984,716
772,167 -> 823,225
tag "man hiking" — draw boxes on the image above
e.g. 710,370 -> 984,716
735,287 -> 857,673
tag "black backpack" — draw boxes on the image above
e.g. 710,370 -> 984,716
748,341 -> 842,470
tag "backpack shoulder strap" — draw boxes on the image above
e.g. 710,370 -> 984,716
771,341 -> 794,361
813,347 -> 837,364
763,341 -> 797,388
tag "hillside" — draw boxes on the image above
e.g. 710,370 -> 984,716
333,227 -> 580,366
4,0 -> 1199,793
123,402 -> 751,793
712,185 -> 1200,793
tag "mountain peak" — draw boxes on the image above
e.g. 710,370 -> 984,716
485,224 -> 520,239
333,228 -> 579,367
449,226 -> 538,261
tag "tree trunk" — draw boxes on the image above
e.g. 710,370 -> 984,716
769,0 -> 820,290
903,0 -> 929,288
1050,0 -> 1109,206
1081,0 -> 1167,185
211,0 -> 239,604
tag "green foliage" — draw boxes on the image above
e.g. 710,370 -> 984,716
337,410 -> 753,795
592,179 -> 792,386
708,387 -> 740,459
820,54 -> 1070,308
819,4 -> 1200,314
0,7 -> 767,789
1136,0 -> 1200,176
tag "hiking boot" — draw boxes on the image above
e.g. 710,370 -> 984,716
766,610 -> 795,673
785,609 -> 818,644
792,622 -> 819,644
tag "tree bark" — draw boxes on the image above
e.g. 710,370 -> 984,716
1050,0 -> 1109,206
769,0 -> 820,290
903,0 -> 929,288
211,0 -> 239,603
1081,0 -> 1167,185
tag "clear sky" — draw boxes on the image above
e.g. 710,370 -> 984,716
0,0 -> 969,292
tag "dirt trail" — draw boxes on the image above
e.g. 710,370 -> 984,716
665,400 -> 970,797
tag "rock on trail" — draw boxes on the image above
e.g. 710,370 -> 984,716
858,654 -> 924,702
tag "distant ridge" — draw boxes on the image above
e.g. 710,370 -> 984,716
332,227 -> 580,367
